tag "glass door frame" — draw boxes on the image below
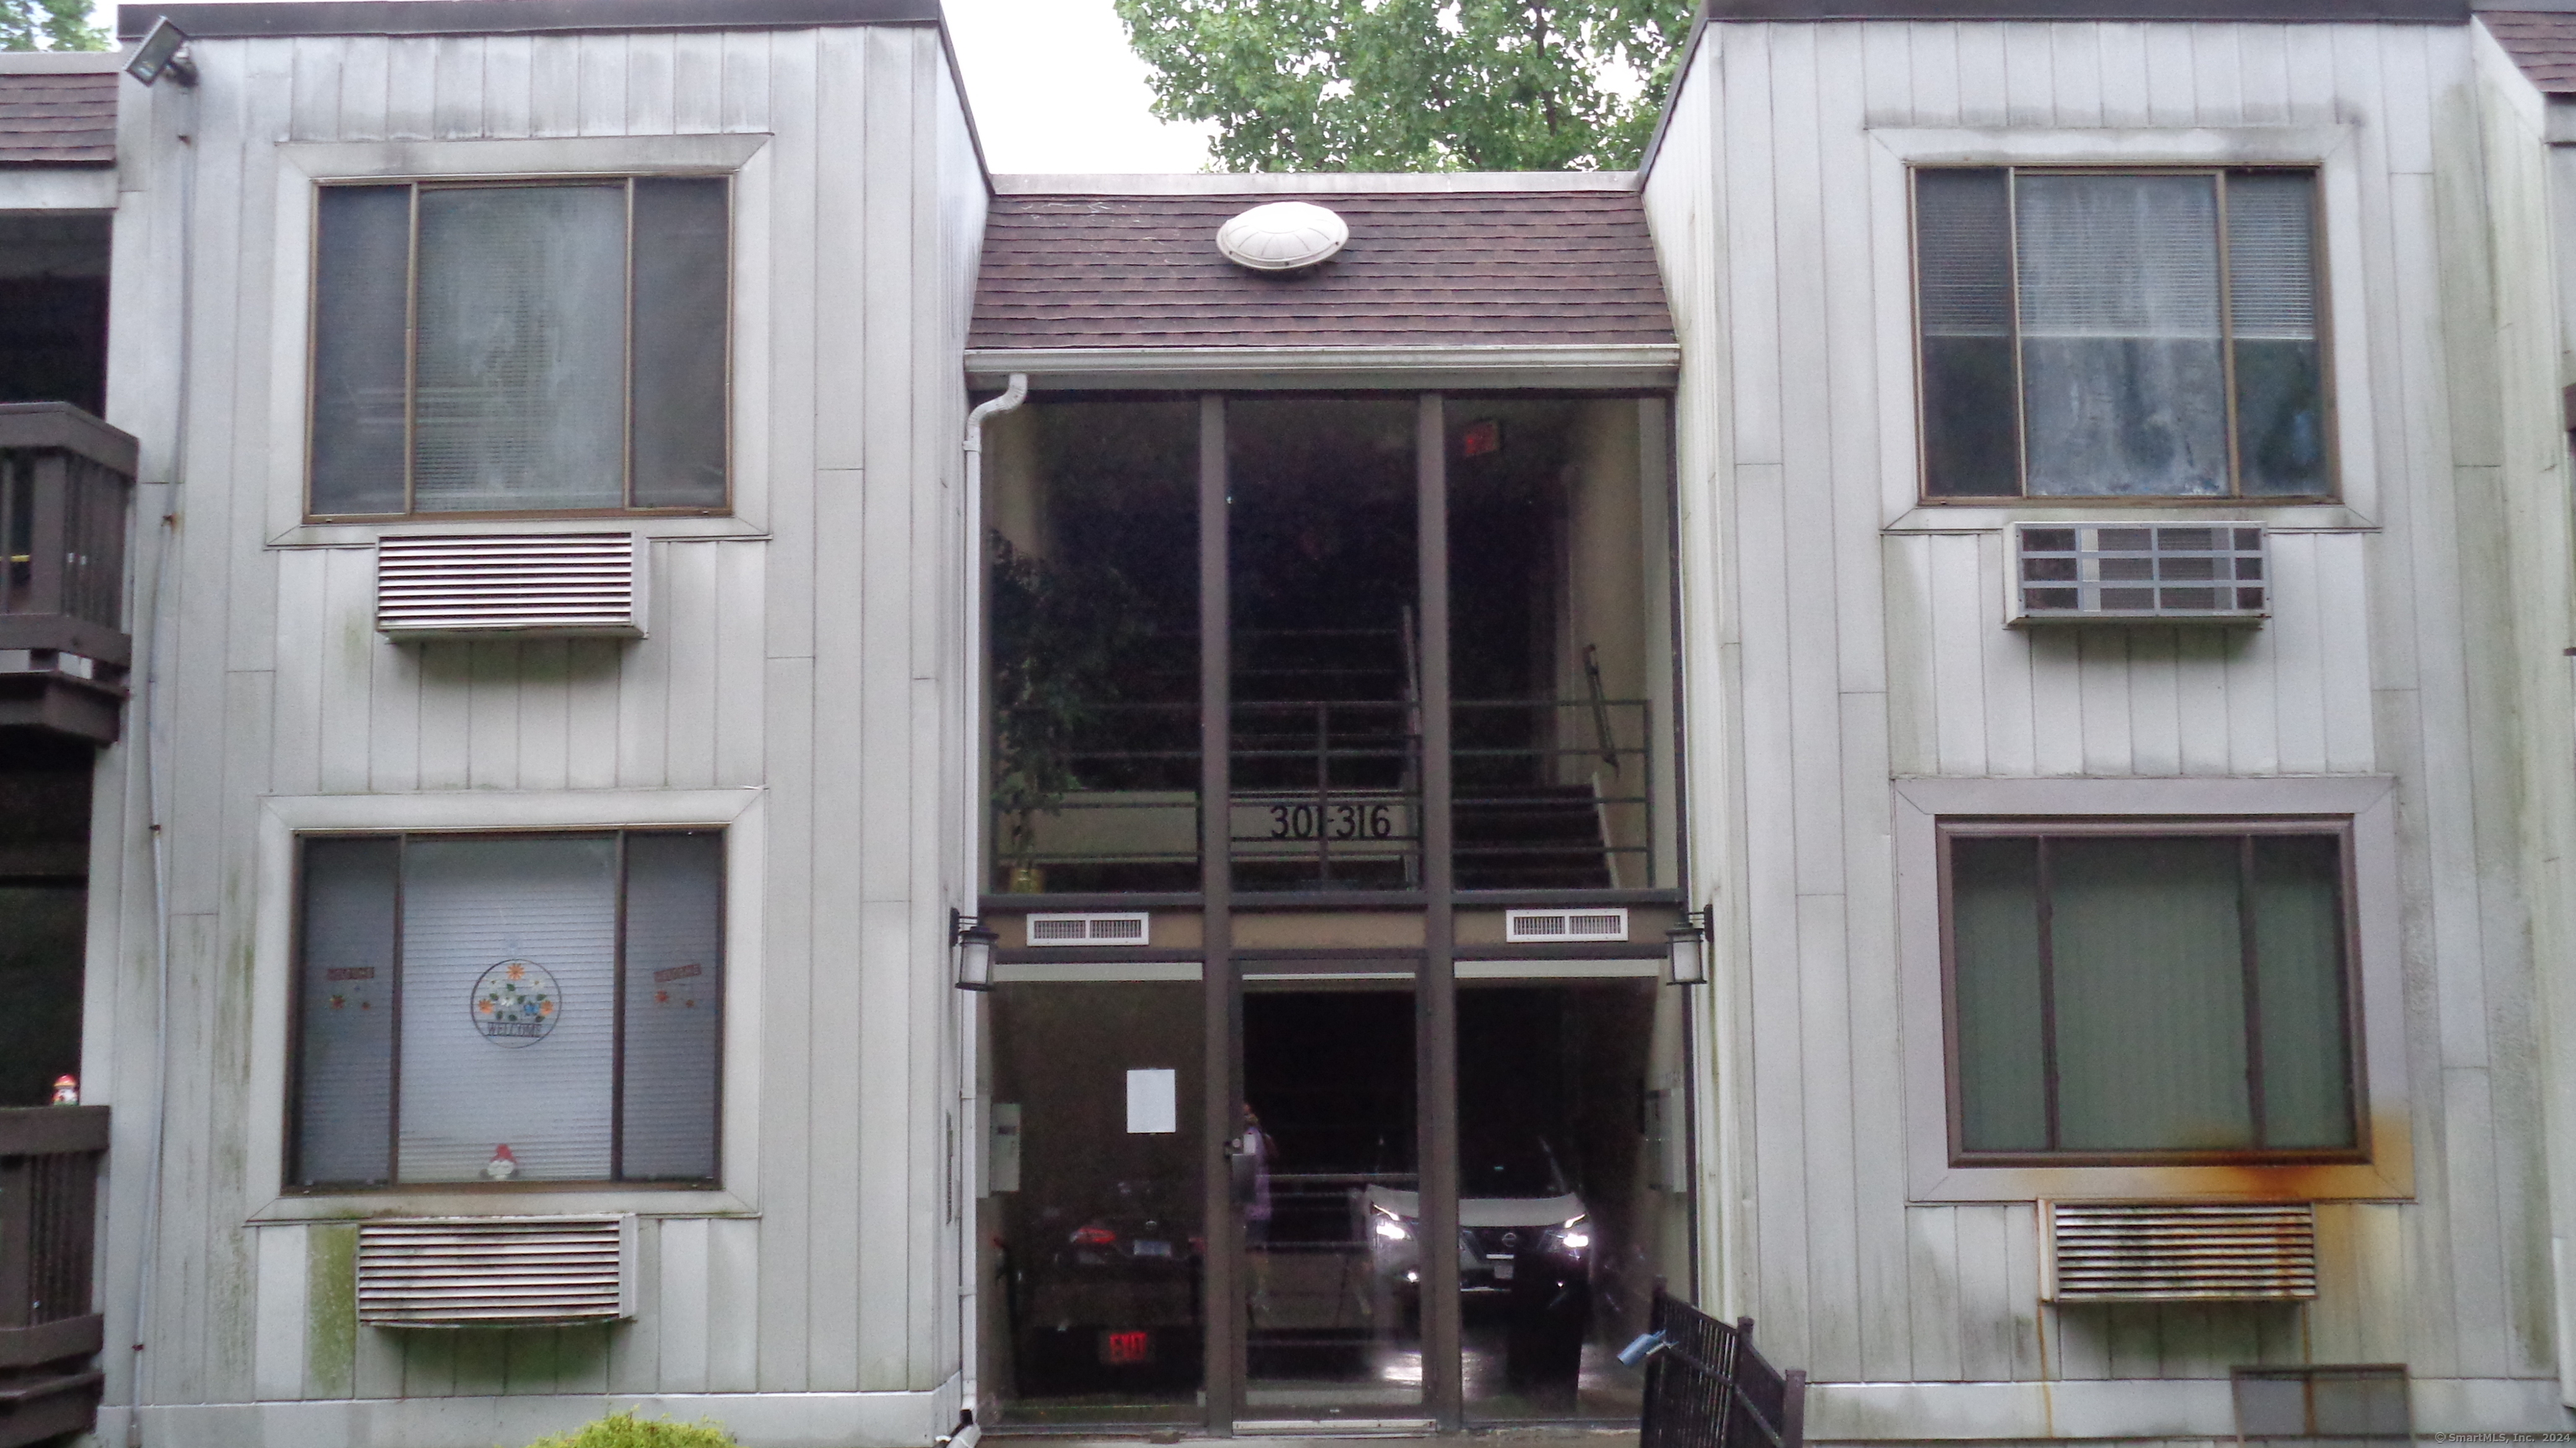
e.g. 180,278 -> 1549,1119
1198,394 -> 1463,1430
974,387 -> 1692,1435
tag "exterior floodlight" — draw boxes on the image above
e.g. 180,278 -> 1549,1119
1665,909 -> 1709,988
126,18 -> 197,88
953,910 -> 997,992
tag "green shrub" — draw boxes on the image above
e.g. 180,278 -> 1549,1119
526,1410 -> 740,1448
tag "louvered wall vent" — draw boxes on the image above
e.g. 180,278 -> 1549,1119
2041,1201 -> 2317,1303
2008,522 -> 2268,625
1026,912 -> 1151,946
356,1215 -> 637,1326
1505,908 -> 1629,943
376,533 -> 647,639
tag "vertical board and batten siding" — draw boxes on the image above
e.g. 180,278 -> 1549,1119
82,23 -> 989,1428
1643,16 -> 2569,1412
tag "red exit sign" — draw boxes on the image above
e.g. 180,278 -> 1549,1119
1102,1331 -> 1152,1366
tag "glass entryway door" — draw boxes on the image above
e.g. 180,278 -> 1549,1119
976,387 -> 1692,1432
1235,978 -> 1426,1425
982,975 -> 1207,1427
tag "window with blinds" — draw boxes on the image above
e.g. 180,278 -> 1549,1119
1941,823 -> 2361,1165
290,830 -> 724,1190
1914,169 -> 2329,501
308,178 -> 730,519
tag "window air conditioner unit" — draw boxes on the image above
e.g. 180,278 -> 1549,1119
356,1215 -> 638,1326
2007,522 -> 2267,625
375,532 -> 647,639
2039,1201 -> 2316,1303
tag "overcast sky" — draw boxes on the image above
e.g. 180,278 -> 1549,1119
943,0 -> 1216,173
89,0 -> 1215,174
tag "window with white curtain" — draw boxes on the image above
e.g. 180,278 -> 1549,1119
1942,823 -> 2359,1162
308,178 -> 730,518
1914,168 -> 2329,501
289,830 -> 724,1189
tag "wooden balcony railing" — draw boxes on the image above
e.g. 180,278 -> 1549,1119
0,403 -> 137,745
0,1106 -> 107,1448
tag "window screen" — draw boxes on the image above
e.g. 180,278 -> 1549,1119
1914,169 -> 2328,500
1945,826 -> 2357,1161
290,830 -> 724,1188
309,178 -> 730,518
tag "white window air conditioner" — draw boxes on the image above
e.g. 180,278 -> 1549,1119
2007,522 -> 2268,625
356,1215 -> 638,1326
2039,1201 -> 2317,1303
375,532 -> 647,639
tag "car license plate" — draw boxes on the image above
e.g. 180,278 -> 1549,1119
1492,1260 -> 1515,1281
1103,1330 -> 1153,1366
1131,1239 -> 1172,1258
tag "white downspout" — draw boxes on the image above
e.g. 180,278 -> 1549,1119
952,372 -> 1025,1441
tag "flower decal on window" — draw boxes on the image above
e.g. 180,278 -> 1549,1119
471,959 -> 561,1046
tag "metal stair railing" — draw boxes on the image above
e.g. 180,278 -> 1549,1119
1630,1289 -> 1806,1448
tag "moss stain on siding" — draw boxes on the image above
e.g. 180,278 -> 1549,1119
306,1222 -> 358,1398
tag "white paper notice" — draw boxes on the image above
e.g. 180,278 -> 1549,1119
1125,1068 -> 1177,1134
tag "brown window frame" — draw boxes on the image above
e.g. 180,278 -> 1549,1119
303,175 -> 735,523
1936,817 -> 2367,1168
1909,165 -> 2339,505
283,827 -> 726,1193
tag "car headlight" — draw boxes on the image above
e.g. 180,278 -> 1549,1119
1374,1217 -> 1411,1242
1555,1230 -> 1591,1251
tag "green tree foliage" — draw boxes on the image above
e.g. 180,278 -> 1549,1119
1114,0 -> 1694,173
987,532 -> 1150,875
1,0 -> 109,51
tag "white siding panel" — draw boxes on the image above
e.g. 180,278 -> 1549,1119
1956,25 -> 2008,128
2049,23 -> 2103,128
272,548 -> 328,797
2097,22 -> 2150,127
319,548 -> 376,794
1670,16 -> 2559,1418
386,36 -> 436,140
483,34 -> 532,138
658,1217 -> 712,1393
2122,628 -> 2180,778
626,31 -> 678,136
113,19 -> 985,1414
673,32 -> 724,134
431,35 -> 485,140
253,1226 -> 307,1401
578,33 -> 629,137
530,35 -> 581,138
517,639 -> 573,792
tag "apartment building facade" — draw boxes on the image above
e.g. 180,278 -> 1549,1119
2,0 -> 2576,1444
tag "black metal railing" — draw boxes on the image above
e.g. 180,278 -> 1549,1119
1231,698 -> 1420,891
989,693 -> 1661,895
1637,1290 -> 1806,1448
0,1106 -> 108,1448
1455,698 -> 1655,890
0,403 -> 137,746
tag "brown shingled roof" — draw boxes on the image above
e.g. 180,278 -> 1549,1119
0,73 -> 117,167
969,190 -> 1675,353
2485,11 -> 2576,93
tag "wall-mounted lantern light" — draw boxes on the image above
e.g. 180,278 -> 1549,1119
953,910 -> 997,992
126,18 -> 197,88
1665,908 -> 1709,987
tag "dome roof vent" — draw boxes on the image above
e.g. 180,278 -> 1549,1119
1216,201 -> 1349,272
